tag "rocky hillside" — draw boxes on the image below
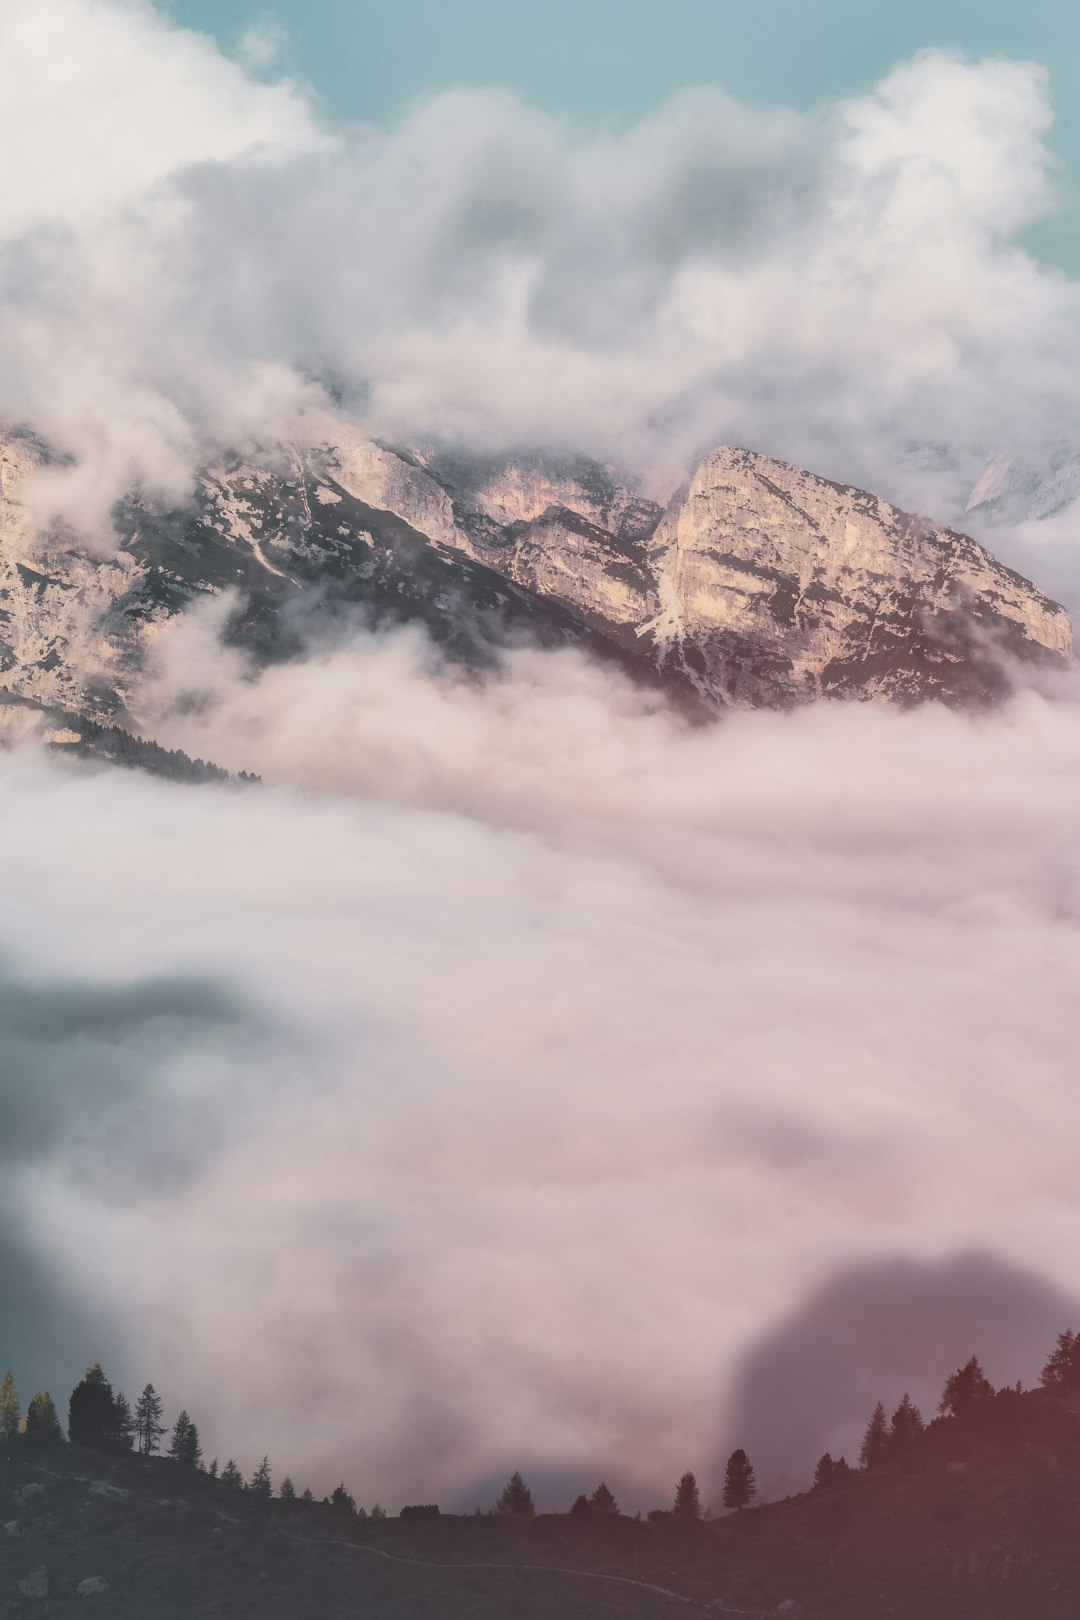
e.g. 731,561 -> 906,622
0,423 -> 1071,732
4,1388 -> 1080,1619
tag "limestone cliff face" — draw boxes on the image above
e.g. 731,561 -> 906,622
0,425 -> 1072,728
644,448 -> 1073,705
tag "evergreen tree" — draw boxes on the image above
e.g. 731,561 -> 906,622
249,1457 -> 273,1498
1040,1329 -> 1080,1391
220,1459 -> 244,1489
832,1456 -> 851,1479
168,1410 -> 202,1470
812,1453 -> 835,1490
722,1449 -> 757,1511
279,1476 -> 296,1501
0,1370 -> 20,1445
495,1471 -> 535,1517
207,1458 -> 219,1479
859,1401 -> 890,1468
68,1364 -> 118,1449
300,1487 -> 315,1503
134,1384 -> 166,1456
112,1392 -> 135,1450
939,1356 -> 995,1419
888,1392 -> 925,1452
23,1392 -> 63,1447
370,1502 -> 386,1521
672,1470 -> 702,1522
589,1481 -> 619,1515
330,1483 -> 356,1514
570,1492 -> 590,1516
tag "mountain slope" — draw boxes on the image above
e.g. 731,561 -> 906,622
0,424 -> 1071,734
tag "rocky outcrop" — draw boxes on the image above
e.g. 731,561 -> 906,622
0,425 -> 1071,730
645,447 -> 1072,705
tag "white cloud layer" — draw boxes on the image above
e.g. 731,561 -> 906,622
3,0 -> 1080,554
6,628 -> 1080,1504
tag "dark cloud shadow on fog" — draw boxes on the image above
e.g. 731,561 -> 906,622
0,961 -> 257,1413
0,961 -> 249,1195
714,1252 -> 1080,1501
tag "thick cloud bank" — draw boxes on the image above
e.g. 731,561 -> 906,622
3,0 -> 1080,540
6,633 -> 1080,1506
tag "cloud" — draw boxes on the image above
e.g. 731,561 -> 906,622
717,1253 -> 1080,1499
2,0 -> 1080,562
5,633 -> 1080,1506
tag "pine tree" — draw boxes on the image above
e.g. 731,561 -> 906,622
672,1470 -> 702,1522
888,1392 -> 925,1452
279,1477 -> 296,1500
112,1392 -> 135,1450
249,1457 -> 273,1498
0,1370 -> 20,1444
570,1492 -> 590,1516
722,1449 -> 757,1511
207,1458 -> 219,1479
589,1481 -> 619,1515
495,1471 -> 535,1517
168,1410 -> 202,1470
23,1392 -> 63,1447
860,1401 -> 889,1468
220,1458 -> 244,1489
832,1456 -> 851,1479
812,1453 -> 835,1490
68,1365 -> 118,1449
1040,1329 -> 1080,1391
370,1502 -> 386,1521
330,1483 -> 356,1514
939,1356 -> 995,1419
300,1486 -> 315,1503
134,1384 -> 166,1456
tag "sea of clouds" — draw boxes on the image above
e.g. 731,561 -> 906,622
4,0 -> 1080,1509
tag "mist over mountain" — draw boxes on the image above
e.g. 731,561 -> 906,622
5,0 -> 1080,1554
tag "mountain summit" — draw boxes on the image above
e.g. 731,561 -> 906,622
0,425 -> 1071,730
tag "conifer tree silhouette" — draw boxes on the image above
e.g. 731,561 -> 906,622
134,1384 -> 166,1455
672,1470 -> 702,1521
860,1401 -> 889,1467
23,1392 -> 63,1447
495,1472 -> 535,1517
0,1370 -> 19,1444
722,1449 -> 757,1511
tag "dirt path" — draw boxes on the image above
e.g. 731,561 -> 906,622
283,1529 -> 770,1616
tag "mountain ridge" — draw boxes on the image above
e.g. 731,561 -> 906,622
0,424 -> 1071,745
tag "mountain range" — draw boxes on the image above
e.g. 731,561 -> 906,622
0,422 -> 1072,748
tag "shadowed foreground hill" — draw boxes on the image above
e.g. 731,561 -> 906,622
5,1390 -> 1080,1620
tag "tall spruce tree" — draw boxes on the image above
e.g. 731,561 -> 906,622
134,1384 -> 166,1455
68,1364 -> 118,1448
888,1392 -> 925,1453
112,1392 -> 135,1451
330,1483 -> 356,1514
279,1476 -> 296,1501
495,1472 -> 535,1517
220,1459 -> 244,1489
1040,1329 -> 1080,1391
722,1449 -> 757,1511
249,1457 -> 273,1498
672,1471 -> 702,1522
23,1392 -> 63,1447
168,1410 -> 202,1470
938,1356 -> 995,1419
859,1401 -> 889,1468
812,1453 -> 835,1490
589,1482 -> 619,1515
0,1370 -> 20,1445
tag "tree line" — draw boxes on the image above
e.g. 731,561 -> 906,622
4,1327 -> 1079,1517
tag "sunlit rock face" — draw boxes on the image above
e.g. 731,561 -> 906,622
644,447 -> 1073,706
0,425 -> 1072,726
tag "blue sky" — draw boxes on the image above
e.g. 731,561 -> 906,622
167,0 -> 1080,267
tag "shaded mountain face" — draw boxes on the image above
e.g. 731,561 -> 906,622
0,424 -> 1071,728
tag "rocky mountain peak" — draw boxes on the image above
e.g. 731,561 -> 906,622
0,424 -> 1071,736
